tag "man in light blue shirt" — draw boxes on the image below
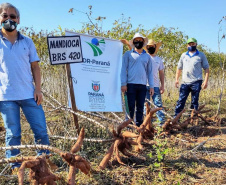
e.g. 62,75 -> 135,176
174,38 -> 209,116
121,33 -> 154,126
0,3 -> 49,169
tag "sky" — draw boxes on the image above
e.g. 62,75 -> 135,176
2,0 -> 226,53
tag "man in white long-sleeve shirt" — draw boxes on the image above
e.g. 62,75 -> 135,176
121,33 -> 154,127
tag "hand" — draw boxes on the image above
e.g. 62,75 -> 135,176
34,89 -> 43,105
175,80 -> 179,88
121,86 -> 127,93
201,81 -> 208,89
160,85 -> 164,94
120,39 -> 129,45
149,88 -> 154,97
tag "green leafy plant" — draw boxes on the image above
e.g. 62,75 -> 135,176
148,128 -> 169,181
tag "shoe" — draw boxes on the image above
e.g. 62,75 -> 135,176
136,122 -> 142,127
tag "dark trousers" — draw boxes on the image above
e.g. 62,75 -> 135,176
174,80 -> 202,116
127,83 -> 146,126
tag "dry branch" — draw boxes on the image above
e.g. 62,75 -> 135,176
49,135 -> 114,143
43,90 -> 110,130
181,137 -> 226,160
191,138 -> 226,152
0,145 -> 63,159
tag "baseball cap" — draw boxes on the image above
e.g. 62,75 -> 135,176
187,38 -> 197,44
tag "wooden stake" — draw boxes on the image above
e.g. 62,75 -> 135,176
65,64 -> 80,135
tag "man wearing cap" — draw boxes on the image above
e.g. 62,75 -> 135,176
174,38 -> 209,116
121,33 -> 154,127
146,39 -> 165,125
0,3 -> 50,169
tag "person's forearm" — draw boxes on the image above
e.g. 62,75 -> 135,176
121,54 -> 128,86
175,69 -> 182,81
148,58 -> 154,88
148,72 -> 154,88
121,39 -> 132,50
204,68 -> 209,83
127,43 -> 132,50
121,68 -> 127,86
31,62 -> 42,91
159,70 -> 164,87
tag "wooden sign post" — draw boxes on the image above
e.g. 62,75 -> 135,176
47,35 -> 83,135
66,64 -> 80,135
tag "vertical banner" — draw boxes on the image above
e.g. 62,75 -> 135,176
65,31 -> 123,112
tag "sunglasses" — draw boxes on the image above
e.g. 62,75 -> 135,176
1,14 -> 17,19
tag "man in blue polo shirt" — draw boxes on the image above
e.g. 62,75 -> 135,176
174,38 -> 209,116
121,33 -> 154,127
0,3 -> 50,169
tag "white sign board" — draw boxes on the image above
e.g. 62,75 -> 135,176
47,36 -> 83,65
66,30 -> 123,112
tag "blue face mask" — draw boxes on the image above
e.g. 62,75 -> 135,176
2,19 -> 17,32
188,46 -> 196,52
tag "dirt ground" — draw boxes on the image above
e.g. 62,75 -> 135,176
0,111 -> 225,185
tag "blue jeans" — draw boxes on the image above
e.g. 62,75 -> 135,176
146,87 -> 165,124
127,84 -> 146,127
174,80 -> 202,116
0,98 -> 50,168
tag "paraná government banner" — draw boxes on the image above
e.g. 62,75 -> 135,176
65,30 -> 123,112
